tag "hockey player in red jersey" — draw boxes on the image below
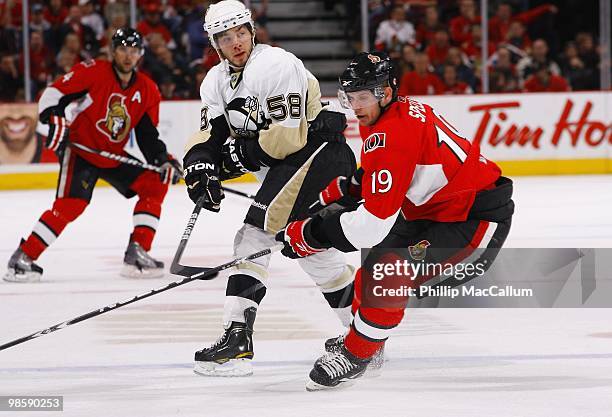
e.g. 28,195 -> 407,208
3,28 -> 182,283
276,51 -> 514,390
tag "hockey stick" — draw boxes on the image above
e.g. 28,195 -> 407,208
69,142 -> 255,200
71,142 -> 165,173
0,244 -> 283,352
170,196 -> 209,277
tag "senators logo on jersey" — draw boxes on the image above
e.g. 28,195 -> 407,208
363,133 -> 386,153
367,54 -> 381,63
96,93 -> 132,143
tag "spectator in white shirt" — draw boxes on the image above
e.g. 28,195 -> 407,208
79,0 -> 105,41
374,6 -> 416,56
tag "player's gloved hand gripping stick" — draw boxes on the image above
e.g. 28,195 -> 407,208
308,168 -> 364,214
0,196 -> 282,352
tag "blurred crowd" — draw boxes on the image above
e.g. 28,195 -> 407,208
366,0 -> 603,95
0,0 -> 272,102
0,0 -> 607,102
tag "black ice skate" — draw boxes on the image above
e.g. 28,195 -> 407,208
307,343 -> 371,391
194,308 -> 256,377
325,334 -> 385,376
3,245 -> 43,283
120,242 -> 164,278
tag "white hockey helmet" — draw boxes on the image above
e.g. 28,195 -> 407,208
204,0 -> 255,49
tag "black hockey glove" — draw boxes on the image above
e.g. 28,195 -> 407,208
158,155 -> 183,185
221,137 -> 261,179
183,156 -> 224,212
309,168 -> 364,214
46,115 -> 70,159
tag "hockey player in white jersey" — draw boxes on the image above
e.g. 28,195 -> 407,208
182,0 -> 357,376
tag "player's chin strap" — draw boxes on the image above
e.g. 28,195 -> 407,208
377,95 -> 397,115
69,142 -> 255,200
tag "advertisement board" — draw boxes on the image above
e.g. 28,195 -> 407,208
1,92 -> 610,189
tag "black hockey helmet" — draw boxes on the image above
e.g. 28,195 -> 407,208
111,28 -> 144,55
338,51 -> 398,109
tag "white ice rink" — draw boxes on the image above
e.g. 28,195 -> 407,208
1,176 -> 612,417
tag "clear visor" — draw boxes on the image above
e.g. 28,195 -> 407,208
337,86 -> 385,110
215,25 -> 252,48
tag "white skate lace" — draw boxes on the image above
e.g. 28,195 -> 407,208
319,352 -> 356,379
210,330 -> 229,349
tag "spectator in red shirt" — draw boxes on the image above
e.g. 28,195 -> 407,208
1,0 -> 23,27
425,28 -> 451,69
416,6 -> 445,49
441,64 -> 473,94
137,2 -> 176,49
19,31 -> 53,96
488,2 -> 557,44
44,0 -> 68,29
461,24 -> 496,63
449,0 -> 479,47
524,63 -> 570,92
398,52 -> 443,96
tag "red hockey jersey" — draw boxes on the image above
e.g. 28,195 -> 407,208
337,97 -> 501,249
39,60 -> 161,168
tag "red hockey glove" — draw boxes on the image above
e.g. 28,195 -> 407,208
159,155 -> 183,185
275,217 -> 330,259
309,168 -> 364,214
46,115 -> 70,157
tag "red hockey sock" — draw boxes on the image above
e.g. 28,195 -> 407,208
344,327 -> 385,359
20,198 -> 88,260
129,171 -> 167,251
131,227 -> 155,251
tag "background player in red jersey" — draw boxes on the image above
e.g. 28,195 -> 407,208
3,28 -> 182,283
276,52 -> 515,390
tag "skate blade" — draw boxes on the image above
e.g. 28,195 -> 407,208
3,269 -> 41,283
305,378 -> 356,392
363,353 -> 386,379
120,265 -> 164,279
193,358 -> 253,377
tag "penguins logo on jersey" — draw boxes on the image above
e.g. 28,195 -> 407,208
230,71 -> 244,89
226,96 -> 266,138
96,93 -> 131,143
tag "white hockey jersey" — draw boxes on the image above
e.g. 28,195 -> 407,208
186,44 -> 323,161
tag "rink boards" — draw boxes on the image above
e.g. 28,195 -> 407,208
0,91 -> 610,190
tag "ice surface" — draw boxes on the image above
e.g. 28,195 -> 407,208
1,176 -> 611,417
